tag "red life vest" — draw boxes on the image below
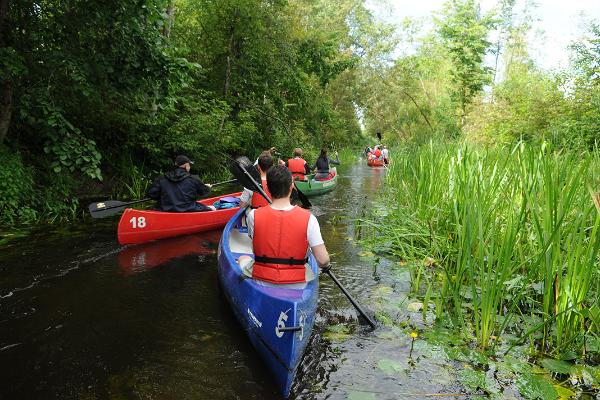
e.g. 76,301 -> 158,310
251,178 -> 271,208
287,158 -> 306,180
374,149 -> 382,158
252,206 -> 311,284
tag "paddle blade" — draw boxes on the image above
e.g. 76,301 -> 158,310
88,200 -> 129,218
292,187 -> 312,209
227,156 -> 263,193
376,132 -> 382,141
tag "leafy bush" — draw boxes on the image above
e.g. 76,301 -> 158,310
0,147 -> 37,225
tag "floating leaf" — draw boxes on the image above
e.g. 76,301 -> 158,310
516,371 -> 557,400
554,384 -> 575,399
459,369 -> 499,394
540,358 -> 573,375
348,391 -> 376,400
357,250 -> 374,257
323,324 -> 351,342
377,358 -> 405,375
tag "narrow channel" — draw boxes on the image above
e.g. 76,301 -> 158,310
0,157 -> 461,399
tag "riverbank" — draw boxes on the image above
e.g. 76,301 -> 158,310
360,141 -> 600,398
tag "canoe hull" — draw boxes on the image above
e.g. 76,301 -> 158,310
117,192 -> 242,245
294,167 -> 337,196
367,158 -> 385,167
217,209 -> 318,397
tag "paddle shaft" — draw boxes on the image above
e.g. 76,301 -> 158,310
324,269 -> 376,329
88,178 -> 238,216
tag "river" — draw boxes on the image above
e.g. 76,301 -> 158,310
0,158 -> 462,399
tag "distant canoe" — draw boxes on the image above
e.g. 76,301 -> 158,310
217,208 -> 318,397
117,192 -> 241,245
367,158 -> 385,167
294,167 -> 337,196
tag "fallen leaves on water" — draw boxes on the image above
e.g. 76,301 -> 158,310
323,324 -> 351,342
407,302 -> 423,312
357,250 -> 374,257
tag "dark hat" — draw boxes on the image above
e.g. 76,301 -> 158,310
175,155 -> 194,166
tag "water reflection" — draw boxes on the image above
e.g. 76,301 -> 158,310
117,230 -> 222,275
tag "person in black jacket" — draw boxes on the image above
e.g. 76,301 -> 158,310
148,155 -> 214,212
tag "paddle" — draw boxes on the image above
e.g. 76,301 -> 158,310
228,156 -> 312,209
88,178 -> 239,218
321,265 -> 377,329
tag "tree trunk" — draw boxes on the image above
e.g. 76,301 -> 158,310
0,82 -> 12,144
0,0 -> 12,144
163,1 -> 175,38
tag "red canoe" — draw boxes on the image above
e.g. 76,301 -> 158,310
367,158 -> 385,167
117,192 -> 242,245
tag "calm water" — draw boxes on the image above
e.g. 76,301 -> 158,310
0,159 -> 461,399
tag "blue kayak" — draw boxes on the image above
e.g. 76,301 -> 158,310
217,208 -> 318,397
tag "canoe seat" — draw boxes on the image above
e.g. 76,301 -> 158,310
229,229 -> 316,283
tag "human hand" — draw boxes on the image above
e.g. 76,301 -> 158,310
268,146 -> 277,153
320,264 -> 332,273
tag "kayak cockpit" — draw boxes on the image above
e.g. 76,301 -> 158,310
228,227 -> 317,285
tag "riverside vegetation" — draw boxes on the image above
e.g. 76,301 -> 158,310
359,142 -> 600,398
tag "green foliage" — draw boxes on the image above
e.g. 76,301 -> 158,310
364,141 -> 600,359
435,0 -> 496,125
0,147 -> 36,224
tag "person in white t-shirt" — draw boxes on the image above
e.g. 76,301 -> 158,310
381,145 -> 389,164
238,165 -> 330,283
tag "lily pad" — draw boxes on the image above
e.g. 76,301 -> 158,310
348,391 -> 376,400
377,358 -> 405,375
516,371 -> 557,400
540,358 -> 573,375
407,302 -> 423,312
459,368 -> 499,395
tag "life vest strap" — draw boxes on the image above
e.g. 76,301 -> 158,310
255,255 -> 308,265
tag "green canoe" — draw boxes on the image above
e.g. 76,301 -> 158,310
294,167 -> 338,196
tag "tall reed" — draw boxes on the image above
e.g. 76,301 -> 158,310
364,141 -> 600,355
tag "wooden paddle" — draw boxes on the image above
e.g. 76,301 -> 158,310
88,178 -> 238,218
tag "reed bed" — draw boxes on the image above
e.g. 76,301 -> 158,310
363,141 -> 600,358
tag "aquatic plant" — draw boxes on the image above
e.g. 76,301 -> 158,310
362,141 -> 600,359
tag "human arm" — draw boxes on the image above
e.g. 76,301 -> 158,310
239,188 -> 253,208
328,152 -> 340,165
307,214 -> 329,268
304,161 -> 311,175
148,177 -> 162,200
193,176 -> 211,197
311,244 -> 330,268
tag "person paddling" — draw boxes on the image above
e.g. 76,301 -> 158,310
148,155 -> 215,212
382,145 -> 390,165
283,148 -> 311,181
238,165 -> 330,283
240,151 -> 273,209
311,148 -> 339,181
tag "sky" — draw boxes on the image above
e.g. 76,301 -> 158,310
368,0 -> 600,71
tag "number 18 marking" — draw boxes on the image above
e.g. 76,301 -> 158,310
129,216 -> 146,229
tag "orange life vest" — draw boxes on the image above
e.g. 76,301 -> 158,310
251,178 -> 271,208
252,206 -> 311,284
374,149 -> 382,158
287,158 -> 306,180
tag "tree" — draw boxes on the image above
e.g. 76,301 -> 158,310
435,0 -> 495,127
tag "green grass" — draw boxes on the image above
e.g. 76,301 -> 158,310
362,141 -> 600,358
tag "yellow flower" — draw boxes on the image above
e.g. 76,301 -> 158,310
410,331 -> 418,339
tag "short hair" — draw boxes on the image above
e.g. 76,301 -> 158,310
257,151 -> 273,172
293,148 -> 303,157
267,165 -> 293,199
